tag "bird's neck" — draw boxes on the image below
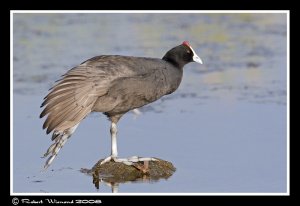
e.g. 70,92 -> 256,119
164,64 -> 183,94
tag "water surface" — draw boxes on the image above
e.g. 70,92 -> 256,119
13,13 -> 287,193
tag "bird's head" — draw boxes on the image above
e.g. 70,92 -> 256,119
162,41 -> 203,68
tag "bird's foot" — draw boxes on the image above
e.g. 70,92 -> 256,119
100,155 -> 158,166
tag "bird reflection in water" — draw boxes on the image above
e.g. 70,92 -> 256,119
91,170 -> 157,193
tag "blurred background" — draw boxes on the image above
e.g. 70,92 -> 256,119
13,13 -> 287,193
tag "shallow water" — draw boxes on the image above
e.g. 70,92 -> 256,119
12,13 -> 287,193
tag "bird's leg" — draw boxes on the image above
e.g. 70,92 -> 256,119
111,122 -> 118,157
100,122 -> 118,164
100,121 -> 158,166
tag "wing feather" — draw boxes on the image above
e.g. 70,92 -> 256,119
41,66 -> 108,134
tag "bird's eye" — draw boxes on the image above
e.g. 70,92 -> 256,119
187,50 -> 191,54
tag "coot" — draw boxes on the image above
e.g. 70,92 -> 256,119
40,41 -> 202,169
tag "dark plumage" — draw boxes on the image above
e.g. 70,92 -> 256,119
40,41 -> 202,169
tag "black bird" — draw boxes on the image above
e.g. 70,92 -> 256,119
40,41 -> 203,169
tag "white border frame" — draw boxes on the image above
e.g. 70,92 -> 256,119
10,10 -> 290,196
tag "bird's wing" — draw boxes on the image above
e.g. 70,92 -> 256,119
106,68 -> 170,107
40,65 -> 110,134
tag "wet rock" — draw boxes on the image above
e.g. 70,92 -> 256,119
81,158 -> 176,190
